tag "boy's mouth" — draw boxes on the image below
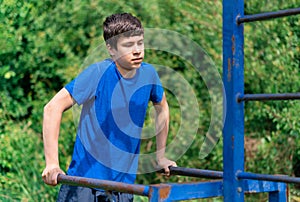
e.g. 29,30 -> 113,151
132,57 -> 143,63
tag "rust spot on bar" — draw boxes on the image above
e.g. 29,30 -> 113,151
227,58 -> 231,81
148,184 -> 171,200
159,185 -> 171,199
148,187 -> 154,199
231,35 -> 235,54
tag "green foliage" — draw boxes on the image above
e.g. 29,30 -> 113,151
0,0 -> 299,201
243,0 -> 300,177
0,122 -> 58,201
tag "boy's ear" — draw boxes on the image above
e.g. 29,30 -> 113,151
106,44 -> 116,56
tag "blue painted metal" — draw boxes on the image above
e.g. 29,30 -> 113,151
147,179 -> 288,201
148,181 -> 223,202
238,93 -> 300,102
268,183 -> 288,202
242,179 -> 287,195
238,7 -> 300,24
222,0 -> 245,201
57,173 -> 291,201
243,179 -> 288,201
57,174 -> 149,196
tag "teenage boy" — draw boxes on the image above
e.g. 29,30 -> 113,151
42,13 -> 176,201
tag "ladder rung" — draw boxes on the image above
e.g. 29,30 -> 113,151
237,7 -> 300,24
238,171 -> 300,184
237,93 -> 300,102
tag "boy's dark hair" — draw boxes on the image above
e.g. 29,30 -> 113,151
103,13 -> 144,49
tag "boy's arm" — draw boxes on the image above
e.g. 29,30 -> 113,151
42,88 -> 74,186
154,93 -> 177,176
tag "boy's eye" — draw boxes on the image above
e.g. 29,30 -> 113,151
123,43 -> 134,47
121,40 -> 144,48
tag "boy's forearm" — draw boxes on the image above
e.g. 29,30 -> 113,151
154,96 -> 178,174
43,104 -> 62,167
154,95 -> 170,160
155,111 -> 168,158
155,125 -> 168,160
42,88 -> 74,168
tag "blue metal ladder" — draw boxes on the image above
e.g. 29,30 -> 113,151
223,1 -> 300,201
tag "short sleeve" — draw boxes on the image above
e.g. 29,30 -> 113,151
65,61 -> 111,105
150,70 -> 164,103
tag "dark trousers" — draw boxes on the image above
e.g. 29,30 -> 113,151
57,184 -> 134,202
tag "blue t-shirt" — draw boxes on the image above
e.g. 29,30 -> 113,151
64,59 -> 164,184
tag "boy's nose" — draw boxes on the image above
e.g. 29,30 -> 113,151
132,45 -> 142,54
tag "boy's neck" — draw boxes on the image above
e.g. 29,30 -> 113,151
115,63 -> 136,78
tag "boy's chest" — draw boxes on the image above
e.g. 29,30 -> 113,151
95,81 -> 152,110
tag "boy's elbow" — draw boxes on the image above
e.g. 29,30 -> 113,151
43,101 -> 60,115
43,102 -> 53,115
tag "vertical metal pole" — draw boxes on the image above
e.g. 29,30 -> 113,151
222,0 -> 245,201
268,183 -> 288,202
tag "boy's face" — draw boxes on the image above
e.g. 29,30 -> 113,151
109,35 -> 144,73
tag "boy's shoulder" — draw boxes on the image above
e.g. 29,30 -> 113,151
82,59 -> 114,75
91,58 -> 114,70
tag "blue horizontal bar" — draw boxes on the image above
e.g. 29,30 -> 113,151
57,174 -> 149,196
238,172 -> 300,184
237,93 -> 300,102
149,180 -> 223,201
149,179 -> 285,200
242,179 -> 286,193
238,7 -> 300,23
